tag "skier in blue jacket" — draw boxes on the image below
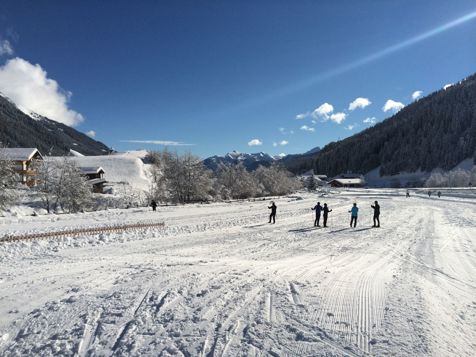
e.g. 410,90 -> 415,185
349,203 -> 359,228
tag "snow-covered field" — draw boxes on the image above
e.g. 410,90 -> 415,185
0,190 -> 475,356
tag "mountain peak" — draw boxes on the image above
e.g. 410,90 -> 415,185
204,151 -> 277,172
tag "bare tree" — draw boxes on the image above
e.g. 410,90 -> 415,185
33,159 -> 57,213
216,163 -> 259,199
470,166 -> 476,187
148,151 -> 214,204
448,169 -> 470,187
0,148 -> 18,210
58,159 -> 93,212
254,164 -> 300,196
34,158 -> 92,213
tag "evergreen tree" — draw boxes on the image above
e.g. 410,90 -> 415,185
304,175 -> 317,191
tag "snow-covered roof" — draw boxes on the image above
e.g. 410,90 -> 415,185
79,166 -> 105,174
0,148 -> 43,161
330,178 -> 365,185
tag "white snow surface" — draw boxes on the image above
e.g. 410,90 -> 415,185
48,151 -> 151,191
0,190 -> 475,356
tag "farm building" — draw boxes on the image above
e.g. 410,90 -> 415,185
0,148 -> 44,186
79,166 -> 107,193
328,174 -> 366,188
300,170 -> 329,186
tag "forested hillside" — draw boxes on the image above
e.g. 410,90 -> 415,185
0,95 -> 111,156
282,73 -> 476,176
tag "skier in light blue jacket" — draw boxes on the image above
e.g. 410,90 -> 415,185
349,203 -> 359,228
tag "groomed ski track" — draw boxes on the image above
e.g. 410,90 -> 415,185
0,189 -> 475,356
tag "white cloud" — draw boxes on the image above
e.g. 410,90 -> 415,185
295,112 -> 310,120
279,140 -> 288,146
348,97 -> 371,111
272,142 -> 278,147
344,124 -> 357,131
300,125 -> 315,132
277,153 -> 286,158
443,83 -> 453,90
248,139 -> 263,146
0,39 -> 14,56
363,117 -> 377,125
86,130 -> 96,138
0,57 -> 84,126
382,99 -> 404,113
330,112 -> 347,124
121,140 -> 194,146
412,90 -> 423,100
312,102 -> 334,119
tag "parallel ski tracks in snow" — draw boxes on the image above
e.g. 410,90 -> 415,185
2,192 -> 476,356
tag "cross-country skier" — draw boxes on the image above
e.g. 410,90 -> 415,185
151,200 -> 157,212
349,203 -> 358,228
438,191 -> 441,198
311,202 -> 323,227
406,190 -> 410,198
268,201 -> 277,224
323,203 -> 332,227
371,201 -> 380,227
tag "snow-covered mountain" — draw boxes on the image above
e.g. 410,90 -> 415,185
283,72 -> 476,176
203,151 -> 277,171
0,94 -> 111,156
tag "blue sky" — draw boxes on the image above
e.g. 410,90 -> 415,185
0,0 -> 475,158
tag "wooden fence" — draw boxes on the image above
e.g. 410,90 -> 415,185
1,221 -> 165,243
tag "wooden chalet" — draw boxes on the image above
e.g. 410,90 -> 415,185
79,166 -> 107,193
0,148 -> 43,186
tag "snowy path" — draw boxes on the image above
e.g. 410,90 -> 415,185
0,191 -> 475,356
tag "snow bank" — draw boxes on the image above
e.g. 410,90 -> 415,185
48,151 -> 152,191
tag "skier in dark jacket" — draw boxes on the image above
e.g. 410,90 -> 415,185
349,203 -> 358,228
311,202 -> 323,227
371,201 -> 380,227
151,200 -> 157,212
322,203 -> 332,227
268,201 -> 277,224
